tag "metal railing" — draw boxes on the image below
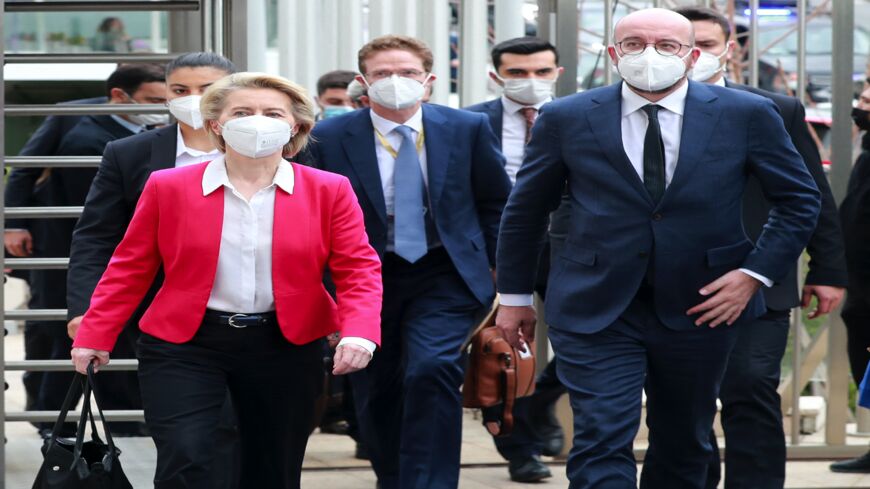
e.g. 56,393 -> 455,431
0,1 -> 241,486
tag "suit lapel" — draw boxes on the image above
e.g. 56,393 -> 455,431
341,110 -> 388,225
271,171 -> 307,294
661,81 -> 721,205
150,124 -> 180,172
422,104 -> 453,207
587,84 -> 654,206
486,99 -> 504,145
190,162 -> 225,289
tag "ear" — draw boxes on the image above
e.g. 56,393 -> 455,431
607,45 -> 619,65
725,40 -> 736,62
108,87 -> 128,103
424,73 -> 437,86
488,71 -> 503,86
689,47 -> 701,66
209,119 -> 222,136
556,66 -> 565,77
354,74 -> 368,87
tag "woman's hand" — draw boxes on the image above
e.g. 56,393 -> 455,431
332,344 -> 372,375
71,347 -> 110,374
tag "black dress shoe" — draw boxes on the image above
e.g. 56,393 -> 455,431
509,455 -> 552,483
831,450 -> 870,473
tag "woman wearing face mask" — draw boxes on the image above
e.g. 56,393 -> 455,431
69,72 -> 383,489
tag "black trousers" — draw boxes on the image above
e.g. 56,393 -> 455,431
706,309 -> 791,489
137,320 -> 322,489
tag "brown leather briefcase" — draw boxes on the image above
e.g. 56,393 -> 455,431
462,297 -> 536,436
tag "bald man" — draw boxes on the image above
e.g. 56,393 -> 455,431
494,8 -> 820,488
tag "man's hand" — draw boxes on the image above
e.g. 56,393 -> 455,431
4,230 -> 33,257
71,347 -> 110,374
495,305 -> 536,352
333,344 -> 372,375
801,285 -> 845,319
67,315 -> 83,340
687,270 -> 762,327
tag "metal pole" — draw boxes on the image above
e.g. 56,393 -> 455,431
213,0 -> 225,57
604,0 -> 614,86
825,0 -> 854,446
320,0 -> 340,72
369,0 -> 394,39
201,0 -> 213,51
246,0 -> 268,71
417,0 -> 451,105
554,0 -> 578,96
277,0 -> 296,79
336,0 -> 363,71
495,0 -> 525,44
749,0 -> 759,87
1,0 -> 7,484
459,0 -> 488,106
796,0 -> 807,104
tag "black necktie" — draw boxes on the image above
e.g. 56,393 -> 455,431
641,104 -> 666,203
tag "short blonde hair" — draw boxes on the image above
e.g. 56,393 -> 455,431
358,35 -> 434,74
200,72 -> 315,157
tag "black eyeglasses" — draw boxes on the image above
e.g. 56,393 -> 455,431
616,38 -> 691,56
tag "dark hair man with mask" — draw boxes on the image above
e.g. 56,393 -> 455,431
495,8 -> 820,488
305,35 -> 511,489
315,69 -> 358,119
8,63 -> 166,438
465,36 -> 566,483
674,7 -> 848,489
831,81 -> 870,474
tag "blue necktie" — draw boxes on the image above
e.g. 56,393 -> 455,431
393,125 -> 427,263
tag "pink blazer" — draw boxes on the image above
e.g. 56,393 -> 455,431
73,161 -> 382,352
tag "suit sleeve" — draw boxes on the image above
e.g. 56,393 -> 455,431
741,98 -> 822,282
72,175 -> 162,352
496,104 -> 567,294
469,113 -> 511,266
5,115 -> 67,230
784,100 -> 848,287
327,177 -> 383,345
67,142 -> 131,319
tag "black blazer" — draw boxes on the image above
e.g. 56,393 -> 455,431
840,138 -> 870,307
66,124 -> 177,319
464,98 -> 505,145
730,82 -> 848,310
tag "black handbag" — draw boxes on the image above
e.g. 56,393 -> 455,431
32,364 -> 133,489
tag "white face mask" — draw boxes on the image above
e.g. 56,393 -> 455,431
495,75 -> 556,105
219,115 -> 292,159
690,49 -> 728,82
168,95 -> 204,129
124,92 -> 170,127
616,47 -> 692,92
365,74 -> 430,110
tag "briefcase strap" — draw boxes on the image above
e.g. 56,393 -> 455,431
483,364 -> 517,437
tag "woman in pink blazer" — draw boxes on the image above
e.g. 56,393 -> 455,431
70,72 -> 382,489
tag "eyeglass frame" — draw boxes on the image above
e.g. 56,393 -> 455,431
615,38 -> 693,57
364,69 -> 429,81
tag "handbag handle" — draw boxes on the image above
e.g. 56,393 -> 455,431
71,364 -> 119,475
45,371 -> 84,450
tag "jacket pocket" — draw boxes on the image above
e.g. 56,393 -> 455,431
559,242 -> 597,267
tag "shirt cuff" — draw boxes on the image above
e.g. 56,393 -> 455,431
739,268 -> 773,287
498,294 -> 535,306
338,336 -> 376,356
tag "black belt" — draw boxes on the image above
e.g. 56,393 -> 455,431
203,309 -> 278,328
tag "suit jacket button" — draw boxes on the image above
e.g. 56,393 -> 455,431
652,213 -> 663,221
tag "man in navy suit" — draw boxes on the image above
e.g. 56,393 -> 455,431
305,35 -> 511,489
674,7 -> 848,489
495,9 -> 821,489
465,36 -> 566,483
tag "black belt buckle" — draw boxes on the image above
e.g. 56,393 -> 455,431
228,313 -> 250,328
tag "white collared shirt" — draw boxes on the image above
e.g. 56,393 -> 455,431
370,108 -> 428,217
176,125 -> 221,168
110,115 -> 145,135
501,95 -> 550,185
620,81 -> 688,187
201,156 -> 375,354
500,80 -> 770,307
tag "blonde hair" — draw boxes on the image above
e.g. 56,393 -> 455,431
358,35 -> 434,74
200,72 -> 315,157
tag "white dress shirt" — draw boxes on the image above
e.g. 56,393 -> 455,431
500,81 -> 770,307
501,95 -> 550,184
370,108 -> 428,217
201,156 -> 375,354
176,124 -> 221,168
